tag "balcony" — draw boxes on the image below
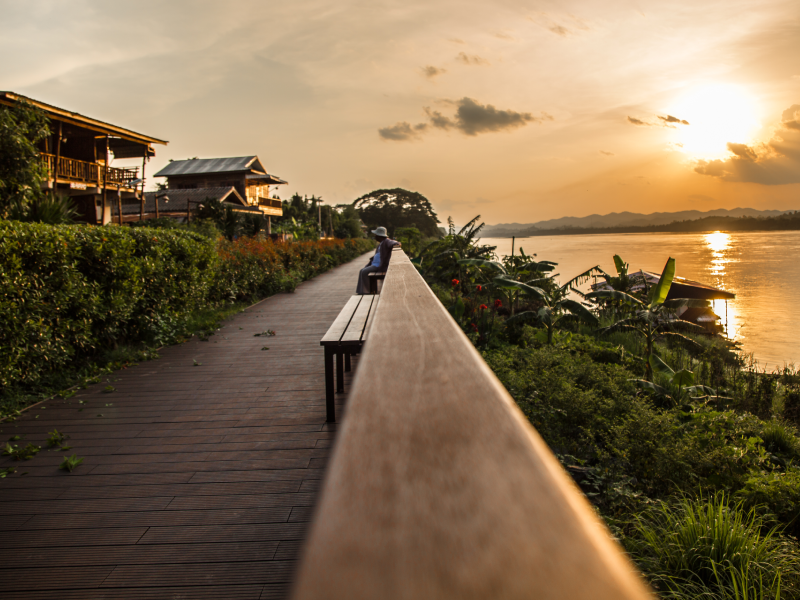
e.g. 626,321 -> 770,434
258,197 -> 283,216
41,153 -> 140,189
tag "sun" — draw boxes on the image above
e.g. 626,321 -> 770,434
668,83 -> 761,160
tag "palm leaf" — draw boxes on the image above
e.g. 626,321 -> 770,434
560,266 -> 604,291
631,379 -> 671,398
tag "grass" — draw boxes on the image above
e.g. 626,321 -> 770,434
0,300 -> 252,420
628,493 -> 800,599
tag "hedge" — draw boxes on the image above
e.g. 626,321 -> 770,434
0,221 -> 373,391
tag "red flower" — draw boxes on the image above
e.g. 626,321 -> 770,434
494,299 -> 502,308
479,304 -> 488,310
476,285 -> 483,291
470,323 -> 478,331
452,279 -> 460,286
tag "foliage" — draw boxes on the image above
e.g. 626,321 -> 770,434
393,225 -> 423,257
59,454 -> 84,472
273,194 -> 364,239
628,494 -> 800,599
353,188 -> 440,238
738,468 -> 800,538
7,193 -> 78,224
0,220 -> 373,408
0,101 -> 50,219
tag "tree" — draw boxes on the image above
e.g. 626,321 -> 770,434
353,188 -> 440,238
0,101 -> 50,219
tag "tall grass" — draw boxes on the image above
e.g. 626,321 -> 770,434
628,493 -> 800,599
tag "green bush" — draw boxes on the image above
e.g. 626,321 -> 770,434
0,221 -> 373,398
738,469 -> 800,539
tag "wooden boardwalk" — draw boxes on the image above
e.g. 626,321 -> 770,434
0,254 -> 369,599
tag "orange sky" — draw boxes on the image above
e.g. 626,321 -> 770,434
2,0 -> 798,224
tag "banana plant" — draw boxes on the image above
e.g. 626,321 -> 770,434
632,360 -> 731,407
500,266 -> 604,343
587,257 -> 707,381
457,256 -> 560,316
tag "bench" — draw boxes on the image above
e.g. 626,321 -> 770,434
367,271 -> 385,294
320,294 -> 379,422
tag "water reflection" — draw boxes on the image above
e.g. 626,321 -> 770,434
704,231 -> 731,277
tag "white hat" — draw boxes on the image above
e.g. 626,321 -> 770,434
371,226 -> 388,237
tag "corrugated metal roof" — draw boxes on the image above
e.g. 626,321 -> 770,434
245,173 -> 288,185
154,156 -> 266,177
132,187 -> 247,214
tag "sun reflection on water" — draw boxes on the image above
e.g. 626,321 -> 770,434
704,231 -> 731,277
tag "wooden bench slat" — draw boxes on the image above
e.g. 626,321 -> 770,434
340,295 -> 375,345
320,296 -> 362,345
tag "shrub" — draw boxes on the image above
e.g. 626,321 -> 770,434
0,221 -> 373,397
738,469 -> 800,539
628,493 -> 800,599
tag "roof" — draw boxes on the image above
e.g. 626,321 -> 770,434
154,156 -> 268,178
0,92 -> 168,147
140,186 -> 247,210
245,173 -> 288,185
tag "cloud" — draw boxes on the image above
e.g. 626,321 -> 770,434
475,196 -> 494,204
627,116 -> 651,126
694,104 -> 800,184
421,65 -> 446,79
599,150 -> 615,156
549,25 -> 570,37
380,98 -> 550,140
456,52 -> 489,66
494,32 -> 514,40
658,114 -> 690,126
378,121 -> 427,141
448,38 -> 465,44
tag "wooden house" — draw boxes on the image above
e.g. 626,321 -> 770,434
154,156 -> 286,220
0,91 -> 167,225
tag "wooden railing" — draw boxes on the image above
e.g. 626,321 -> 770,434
291,249 -> 652,600
258,197 -> 283,209
41,153 -> 139,187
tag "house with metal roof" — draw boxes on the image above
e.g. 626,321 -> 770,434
0,91 -> 168,225
154,156 -> 286,224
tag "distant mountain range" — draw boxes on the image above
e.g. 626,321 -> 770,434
483,208 -> 793,237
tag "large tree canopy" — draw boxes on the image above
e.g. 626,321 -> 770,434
353,188 -> 440,238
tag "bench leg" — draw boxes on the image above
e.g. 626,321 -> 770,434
369,277 -> 377,294
345,352 -> 351,372
336,351 -> 344,394
324,346 -> 335,422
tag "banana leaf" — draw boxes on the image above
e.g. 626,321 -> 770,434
585,290 -> 643,306
649,354 -> 675,377
559,299 -> 598,326
648,257 -> 675,307
656,331 -> 704,352
560,266 -> 604,291
521,261 -> 556,272
492,277 -> 548,300
631,379 -> 671,397
458,258 -> 507,274
671,369 -> 694,387
505,311 -> 538,327
613,254 -> 628,277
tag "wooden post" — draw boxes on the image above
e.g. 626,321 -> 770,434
186,200 -> 191,224
155,192 -> 160,220
118,189 -> 123,225
268,216 -> 271,235
53,121 -> 62,193
140,156 -> 146,221
102,135 -> 109,225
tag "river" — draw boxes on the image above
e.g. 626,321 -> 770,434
480,231 -> 800,369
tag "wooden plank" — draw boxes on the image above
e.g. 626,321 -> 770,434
291,250 -> 652,600
320,296 -> 361,344
340,295 -> 374,344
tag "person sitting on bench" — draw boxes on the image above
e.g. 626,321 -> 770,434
356,226 -> 401,294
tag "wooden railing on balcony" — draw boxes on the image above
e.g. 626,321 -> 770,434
41,153 -> 139,187
291,249 -> 652,600
258,197 -> 282,209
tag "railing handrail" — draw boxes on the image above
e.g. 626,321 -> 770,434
291,249 -> 652,599
40,152 -> 138,186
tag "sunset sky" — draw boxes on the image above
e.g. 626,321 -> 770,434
2,0 -> 798,224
